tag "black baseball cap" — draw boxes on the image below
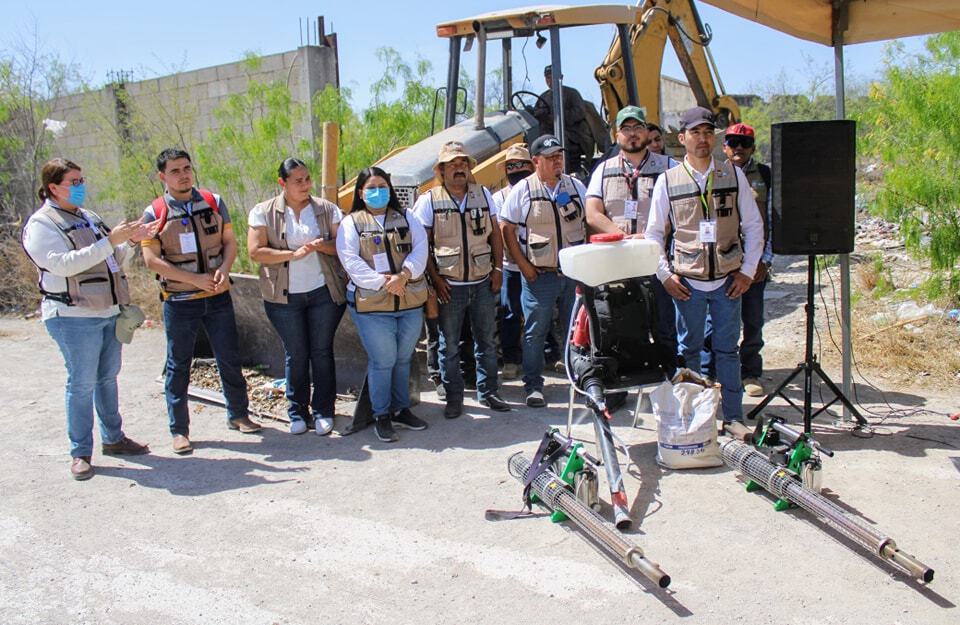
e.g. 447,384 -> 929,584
530,134 -> 564,156
679,106 -> 718,131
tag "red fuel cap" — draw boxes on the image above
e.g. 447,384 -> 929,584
590,232 -> 624,243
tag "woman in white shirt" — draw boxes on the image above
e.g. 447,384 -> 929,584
248,158 -> 346,436
335,167 -> 429,443
22,158 -> 153,480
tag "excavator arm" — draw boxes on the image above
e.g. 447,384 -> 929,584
595,0 -> 740,128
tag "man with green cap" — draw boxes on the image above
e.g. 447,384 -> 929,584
585,105 -> 680,375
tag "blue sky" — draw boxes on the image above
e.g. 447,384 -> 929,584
4,1 -> 928,109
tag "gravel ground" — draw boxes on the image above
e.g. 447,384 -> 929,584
2,258 -> 958,624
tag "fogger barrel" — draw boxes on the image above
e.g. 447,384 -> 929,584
508,452 -> 671,588
721,438 -> 934,582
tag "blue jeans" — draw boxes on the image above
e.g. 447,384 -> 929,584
499,268 -> 523,365
520,271 -> 576,393
347,292 -> 423,417
674,276 -> 743,421
45,315 -> 126,458
163,292 -> 249,436
439,277 -> 499,402
264,286 -> 345,423
702,277 -> 766,380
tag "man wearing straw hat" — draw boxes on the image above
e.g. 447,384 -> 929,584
413,141 -> 510,419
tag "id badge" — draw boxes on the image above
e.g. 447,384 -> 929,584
373,252 -> 391,273
699,220 -> 717,244
105,255 -> 121,273
178,232 -> 198,254
623,200 -> 639,220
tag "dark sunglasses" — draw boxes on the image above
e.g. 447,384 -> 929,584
724,136 -> 755,149
505,161 -> 531,172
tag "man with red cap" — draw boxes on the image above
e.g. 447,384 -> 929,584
703,123 -> 772,397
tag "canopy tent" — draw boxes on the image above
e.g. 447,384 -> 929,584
701,0 -> 960,416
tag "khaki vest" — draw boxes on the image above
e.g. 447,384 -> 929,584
253,194 -> 347,305
429,184 -> 493,282
351,208 -> 428,313
27,203 -> 130,309
664,160 -> 742,281
155,191 -> 225,294
740,158 -> 770,249
520,173 -> 586,269
599,151 -> 671,235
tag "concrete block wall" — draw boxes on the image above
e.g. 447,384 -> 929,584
46,45 -> 338,219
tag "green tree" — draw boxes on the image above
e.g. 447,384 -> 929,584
859,33 -> 960,302
0,36 -> 82,222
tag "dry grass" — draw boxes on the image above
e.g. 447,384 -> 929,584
0,224 -> 41,315
0,227 -> 162,320
849,302 -> 960,388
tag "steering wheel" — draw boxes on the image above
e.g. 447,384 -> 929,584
511,90 -> 549,115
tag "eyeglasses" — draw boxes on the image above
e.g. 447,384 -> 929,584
724,136 -> 754,149
59,177 -> 85,187
618,124 -> 646,135
505,161 -> 531,172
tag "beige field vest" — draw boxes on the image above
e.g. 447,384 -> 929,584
154,191 -> 224,295
664,160 -> 742,281
26,203 -> 130,309
254,194 -> 346,305
599,151 -> 671,235
429,184 -> 494,282
351,208 -> 428,313
520,173 -> 586,269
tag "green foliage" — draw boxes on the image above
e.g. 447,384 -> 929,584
193,79 -> 315,272
314,47 -> 439,180
740,56 -> 867,163
858,32 -> 960,303
0,42 -> 83,221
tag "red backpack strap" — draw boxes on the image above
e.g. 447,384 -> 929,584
197,188 -> 220,214
151,196 -> 169,232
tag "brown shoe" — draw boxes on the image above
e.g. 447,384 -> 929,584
227,416 -> 262,433
102,436 -> 150,456
172,434 -> 193,454
70,456 -> 94,481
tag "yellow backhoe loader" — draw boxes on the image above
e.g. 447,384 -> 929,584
335,1 -> 740,211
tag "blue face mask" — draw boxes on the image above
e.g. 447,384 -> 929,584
363,187 -> 390,209
68,183 -> 86,207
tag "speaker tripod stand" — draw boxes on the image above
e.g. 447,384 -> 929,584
747,255 -> 867,433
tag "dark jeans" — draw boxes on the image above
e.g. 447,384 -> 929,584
703,277 -> 766,380
426,316 -> 475,380
499,268 -> 523,365
163,291 -> 248,436
439,278 -> 499,402
264,286 -> 345,423
651,278 -> 680,378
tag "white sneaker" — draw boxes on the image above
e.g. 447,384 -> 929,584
315,416 -> 334,436
289,420 -> 307,435
526,390 -> 546,408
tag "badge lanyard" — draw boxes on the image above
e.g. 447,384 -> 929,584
621,153 -> 649,200
682,162 -> 714,218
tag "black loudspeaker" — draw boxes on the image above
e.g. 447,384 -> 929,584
771,120 -> 856,254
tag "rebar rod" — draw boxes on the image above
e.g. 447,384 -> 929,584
508,453 -> 671,588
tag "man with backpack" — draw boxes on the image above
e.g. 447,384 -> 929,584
141,148 -> 260,454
